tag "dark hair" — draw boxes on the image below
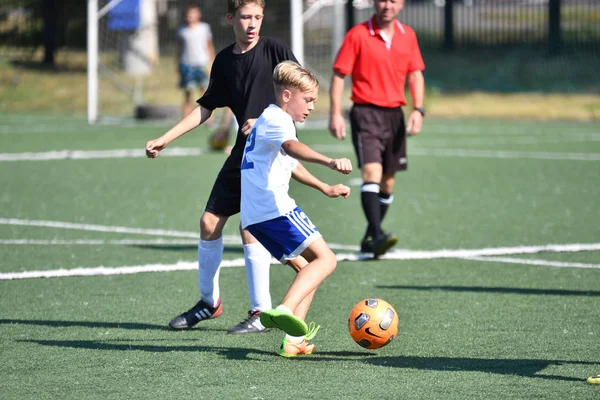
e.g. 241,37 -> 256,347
185,3 -> 200,12
227,0 -> 265,15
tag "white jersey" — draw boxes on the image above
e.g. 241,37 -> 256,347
241,104 -> 299,228
177,22 -> 212,66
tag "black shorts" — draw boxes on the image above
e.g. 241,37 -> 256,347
349,103 -> 407,174
205,158 -> 242,217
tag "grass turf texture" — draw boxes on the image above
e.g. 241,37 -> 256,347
0,114 -> 599,399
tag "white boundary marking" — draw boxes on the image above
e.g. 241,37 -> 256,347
0,239 -> 199,245
2,243 -> 599,280
463,256 -> 600,269
2,145 -> 600,162
1,218 -> 599,279
313,144 -> 600,161
0,147 -> 203,161
0,218 -> 199,238
0,218 -> 358,250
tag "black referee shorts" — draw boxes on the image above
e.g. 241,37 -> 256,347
349,103 -> 407,174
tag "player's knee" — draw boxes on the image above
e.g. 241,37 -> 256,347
322,249 -> 337,274
200,213 -> 221,239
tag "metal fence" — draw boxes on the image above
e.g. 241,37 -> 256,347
1,0 -> 599,56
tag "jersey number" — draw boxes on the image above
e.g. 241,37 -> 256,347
241,127 -> 257,170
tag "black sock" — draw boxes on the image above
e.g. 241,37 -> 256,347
361,183 -> 382,239
378,192 -> 393,225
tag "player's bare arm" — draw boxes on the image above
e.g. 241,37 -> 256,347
145,105 -> 213,158
406,70 -> 425,136
328,71 -> 347,140
291,163 -> 349,199
282,140 -> 352,174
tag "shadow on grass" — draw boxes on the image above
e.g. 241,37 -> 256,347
19,339 -> 596,382
0,319 -> 227,333
129,244 -> 245,255
10,60 -> 87,73
363,356 -> 595,383
376,285 -> 600,297
19,339 -> 369,360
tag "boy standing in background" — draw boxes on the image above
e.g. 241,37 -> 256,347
177,3 -> 215,117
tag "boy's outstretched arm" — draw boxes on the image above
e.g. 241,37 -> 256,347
146,105 -> 213,158
282,140 -> 352,174
291,163 -> 351,199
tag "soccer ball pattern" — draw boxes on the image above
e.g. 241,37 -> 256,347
209,132 -> 229,151
348,298 -> 399,350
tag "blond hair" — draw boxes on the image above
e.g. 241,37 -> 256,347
273,61 -> 319,94
227,0 -> 265,14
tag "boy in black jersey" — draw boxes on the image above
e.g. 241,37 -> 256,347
145,0 -> 298,334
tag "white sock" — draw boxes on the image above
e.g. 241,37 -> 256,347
243,242 -> 272,312
276,304 -> 292,314
285,334 -> 305,344
198,237 -> 223,307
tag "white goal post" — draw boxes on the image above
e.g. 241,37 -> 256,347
87,0 -> 350,124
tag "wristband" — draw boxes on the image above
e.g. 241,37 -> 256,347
414,107 -> 426,117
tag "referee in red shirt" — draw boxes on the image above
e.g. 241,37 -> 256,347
329,0 -> 425,257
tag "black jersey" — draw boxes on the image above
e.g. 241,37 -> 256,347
198,36 -> 298,170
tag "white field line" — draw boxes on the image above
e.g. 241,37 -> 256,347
2,243 -> 600,280
0,218 -> 199,238
297,119 -> 599,135
416,133 -> 600,146
463,256 -> 600,269
313,144 -> 600,161
3,145 -> 600,162
0,239 -> 198,245
0,218 -> 358,250
0,147 -> 203,161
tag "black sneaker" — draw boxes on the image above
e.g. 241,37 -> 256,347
372,233 -> 399,258
168,299 -> 223,330
227,310 -> 269,334
360,236 -> 374,253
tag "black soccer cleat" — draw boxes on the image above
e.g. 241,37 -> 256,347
360,236 -> 374,253
168,299 -> 223,330
372,232 -> 399,258
227,310 -> 270,334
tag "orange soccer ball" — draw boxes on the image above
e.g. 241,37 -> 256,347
348,298 -> 399,350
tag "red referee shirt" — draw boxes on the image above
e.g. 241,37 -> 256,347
333,16 -> 425,108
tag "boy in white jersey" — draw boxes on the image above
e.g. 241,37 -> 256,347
241,61 -> 353,356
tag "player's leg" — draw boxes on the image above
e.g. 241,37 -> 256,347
227,226 -> 272,334
361,162 -> 384,248
168,210 -> 228,330
182,89 -> 193,117
379,173 -> 395,224
371,105 -> 407,255
178,63 -> 193,117
169,171 -> 239,330
279,256 -> 318,357
350,105 -> 389,254
278,238 -> 336,315
253,209 -> 325,337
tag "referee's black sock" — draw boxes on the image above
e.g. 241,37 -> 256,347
378,192 -> 393,224
361,183 -> 382,239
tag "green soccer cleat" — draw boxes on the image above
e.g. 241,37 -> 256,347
587,375 -> 600,385
278,322 -> 321,358
259,308 -> 309,337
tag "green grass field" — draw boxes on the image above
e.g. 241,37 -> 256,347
1,113 -> 599,399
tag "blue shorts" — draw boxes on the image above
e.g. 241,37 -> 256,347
246,207 -> 322,264
179,64 -> 208,90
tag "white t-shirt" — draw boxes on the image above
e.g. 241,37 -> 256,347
241,104 -> 299,228
177,22 -> 212,66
